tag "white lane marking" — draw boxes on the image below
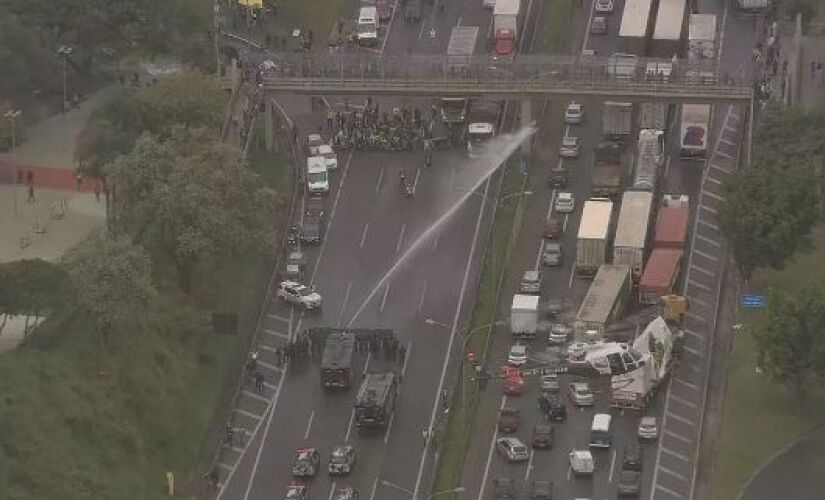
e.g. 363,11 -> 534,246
685,312 -> 707,323
664,429 -> 693,444
363,351 -> 372,377
664,153 -> 673,178
696,234 -> 722,248
568,261 -> 576,288
432,231 -> 440,251
418,281 -> 428,312
379,0 -> 400,53
327,482 -> 337,500
525,449 -> 535,481
694,249 -> 718,261
304,411 -> 315,439
703,190 -> 724,201
380,282 -> 391,312
344,409 -> 356,443
534,238 -> 545,271
706,175 -> 723,185
581,0 -> 598,52
402,342 -> 412,376
256,360 -> 280,372
216,462 -> 233,470
670,394 -> 699,409
412,167 -> 421,194
609,449 -> 617,482
716,150 -> 733,159
709,163 -> 731,175
657,484 -> 685,498
418,20 -> 427,39
233,148 -> 354,500
717,0 -> 728,66
698,219 -> 720,232
263,328 -> 290,340
384,412 -> 396,443
662,446 -> 691,462
396,224 -> 406,253
457,16 -> 462,26
267,313 -> 290,322
414,177 -> 494,500
688,280 -> 712,292
477,411 -> 502,498
235,408 -> 263,420
369,479 -> 379,500
242,390 -> 270,404
673,378 -> 700,391
338,281 -> 353,327
667,411 -> 695,426
258,344 -> 278,354
684,329 -> 704,340
691,264 -> 715,277
700,204 -> 719,215
360,223 -> 370,248
376,167 -> 384,193
689,296 -> 709,307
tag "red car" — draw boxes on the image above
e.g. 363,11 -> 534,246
498,407 -> 521,433
501,369 -> 524,396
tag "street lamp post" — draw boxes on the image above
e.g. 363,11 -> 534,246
5,109 -> 22,218
380,480 -> 465,499
58,45 -> 74,115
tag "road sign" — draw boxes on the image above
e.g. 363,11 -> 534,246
740,293 -> 765,309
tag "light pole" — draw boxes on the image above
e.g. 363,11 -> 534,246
380,480 -> 465,499
5,109 -> 21,218
58,45 -> 74,114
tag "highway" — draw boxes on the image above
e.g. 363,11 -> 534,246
218,1 -> 525,499
457,0 -> 762,500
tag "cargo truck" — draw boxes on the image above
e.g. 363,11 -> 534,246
610,316 -> 679,410
321,333 -> 356,389
735,0 -> 769,12
613,191 -> 653,279
602,102 -> 633,141
446,26 -> 479,71
574,265 -> 632,337
493,0 -> 520,57
467,100 -> 502,158
576,198 -> 614,276
511,294 -> 539,339
679,104 -> 711,159
639,248 -> 682,304
357,6 -> 379,46
592,143 -> 624,198
631,129 -> 664,192
688,14 -> 717,61
653,195 -> 689,249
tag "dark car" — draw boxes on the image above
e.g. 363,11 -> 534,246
404,0 -> 421,22
498,407 -> 521,432
622,447 -> 643,472
617,469 -> 641,496
493,477 -> 518,499
537,394 -> 567,422
591,16 -> 607,34
532,423 -> 554,449
529,480 -> 553,499
300,214 -> 323,245
545,298 -> 568,319
548,165 -> 569,188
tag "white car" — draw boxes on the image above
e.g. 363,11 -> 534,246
638,416 -> 659,440
564,102 -> 584,124
277,280 -> 322,309
317,144 -> 338,171
567,382 -> 595,406
595,0 -> 614,13
307,133 -> 324,156
508,345 -> 528,366
548,323 -> 572,343
560,136 -> 580,158
496,436 -> 530,462
554,192 -> 575,213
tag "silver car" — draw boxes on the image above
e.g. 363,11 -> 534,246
548,323 -> 572,344
496,436 -> 530,462
542,243 -> 562,266
567,382 -> 595,406
540,373 -> 560,392
638,416 -> 659,440
595,0 -> 614,13
520,270 -> 542,294
560,136 -> 580,158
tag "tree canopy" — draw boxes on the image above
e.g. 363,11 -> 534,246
107,127 -> 279,290
753,286 -> 825,407
0,259 -> 69,318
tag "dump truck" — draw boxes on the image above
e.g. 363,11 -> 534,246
592,143 -> 624,198
511,294 -> 539,339
602,101 -> 633,141
574,265 -> 632,337
576,199 -> 614,276
493,0 -> 520,57
613,191 -> 653,279
679,104 -> 711,159
610,317 -> 679,410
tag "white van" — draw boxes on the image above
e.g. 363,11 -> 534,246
306,156 -> 329,194
589,413 -> 612,448
317,144 -> 338,171
357,7 -> 379,45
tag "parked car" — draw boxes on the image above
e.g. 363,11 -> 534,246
542,243 -> 562,266
496,436 -> 530,462
560,136 -> 580,157
529,480 -> 553,499
532,423 -> 554,449
520,270 -> 542,294
564,102 -> 584,124
554,192 -> 575,213
591,16 -> 608,34
498,407 -> 521,432
567,382 -> 595,406
508,345 -> 528,366
638,416 -> 659,440
537,394 -> 566,422
493,477 -> 518,499
595,0 -> 614,13
548,165 -> 569,188
540,373 -> 560,392
548,323 -> 572,344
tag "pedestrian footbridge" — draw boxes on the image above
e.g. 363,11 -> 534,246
245,53 -> 753,103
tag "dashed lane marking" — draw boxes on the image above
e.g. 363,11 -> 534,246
693,249 -> 718,261
667,411 -> 695,426
698,219 -> 720,232
685,312 -> 707,323
396,224 -> 406,253
700,204 -> 718,215
662,447 -> 691,462
670,394 -> 699,409
242,390 -> 270,404
664,429 -> 693,444
660,465 -> 689,482
375,167 -> 384,193
263,328 -> 290,340
696,234 -> 721,248
709,163 -> 731,175
235,408 -> 263,421
703,190 -> 724,201
673,377 -> 700,391
691,264 -> 715,277
688,280 -> 712,292
656,483 -> 685,498
267,313 -> 290,322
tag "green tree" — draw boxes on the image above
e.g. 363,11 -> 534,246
62,230 -> 156,344
107,127 -> 279,291
720,164 -> 820,279
753,286 -> 825,407
0,259 -> 68,320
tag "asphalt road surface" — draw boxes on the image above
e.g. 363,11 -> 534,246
219,1 -> 522,499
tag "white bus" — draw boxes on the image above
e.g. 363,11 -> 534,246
590,413 -> 613,448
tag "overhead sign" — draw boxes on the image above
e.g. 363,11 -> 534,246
740,293 -> 765,309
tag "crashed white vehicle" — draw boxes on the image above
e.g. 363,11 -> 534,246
277,280 -> 322,310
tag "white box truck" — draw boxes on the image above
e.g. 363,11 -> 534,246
679,104 -> 711,159
602,101 -> 633,141
511,294 -> 539,338
446,26 -> 479,71
576,198 -> 614,276
357,6 -> 379,46
613,191 -> 653,279
493,0 -> 520,57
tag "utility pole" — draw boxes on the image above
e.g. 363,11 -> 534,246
58,45 -> 74,115
5,109 -> 22,218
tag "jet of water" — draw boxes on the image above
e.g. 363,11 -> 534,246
347,125 -> 537,327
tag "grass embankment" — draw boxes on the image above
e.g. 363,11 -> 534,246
266,0 -> 351,50
0,128 -> 292,499
432,155 -> 528,494
540,0 -> 574,54
713,229 -> 825,500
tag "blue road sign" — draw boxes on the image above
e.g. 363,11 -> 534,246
740,293 -> 765,309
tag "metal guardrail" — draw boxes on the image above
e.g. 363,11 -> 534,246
251,53 -> 754,102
